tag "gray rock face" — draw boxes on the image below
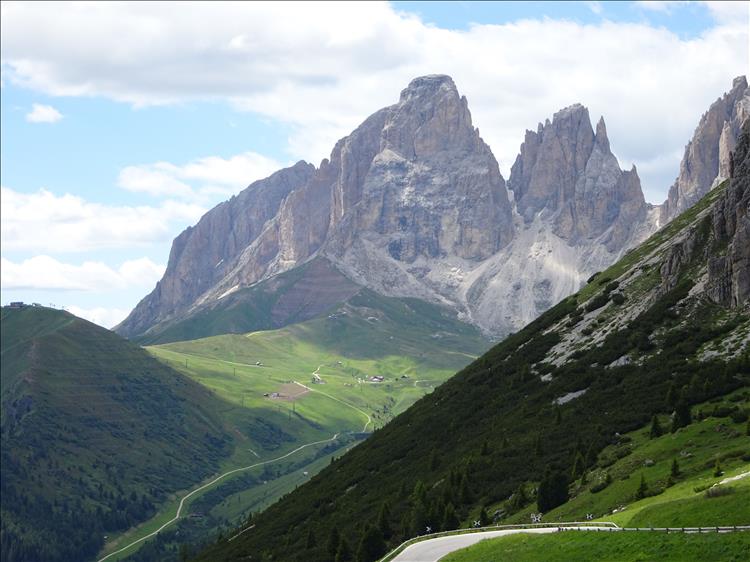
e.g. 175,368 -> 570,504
509,105 -> 649,252
660,76 -> 749,224
658,119 -> 750,308
116,75 -> 745,342
116,162 -> 315,337
117,75 -> 515,338
706,120 -> 750,307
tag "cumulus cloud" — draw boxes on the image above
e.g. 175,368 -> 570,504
25,103 -> 63,123
1,2 -> 747,200
118,151 -> 285,200
1,186 -> 205,253
1,255 -> 165,291
66,305 -> 130,329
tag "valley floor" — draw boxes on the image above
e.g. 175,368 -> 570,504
97,318 -> 481,561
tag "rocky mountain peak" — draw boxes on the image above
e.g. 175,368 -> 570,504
660,75 -> 749,223
398,74 -> 458,102
384,74 -> 476,159
594,116 -> 610,152
508,103 -> 648,250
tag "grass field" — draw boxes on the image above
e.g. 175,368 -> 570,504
99,293 -> 488,560
442,530 -> 750,562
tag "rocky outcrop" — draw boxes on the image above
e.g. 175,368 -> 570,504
660,76 -> 749,224
116,162 -> 315,337
706,120 -> 750,307
508,105 -> 650,251
658,119 -> 750,308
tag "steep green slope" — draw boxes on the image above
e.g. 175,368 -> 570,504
194,127 -> 750,562
443,532 -> 750,562
132,258 -> 364,345
0,307 -> 234,562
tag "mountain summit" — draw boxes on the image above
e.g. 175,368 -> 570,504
116,75 -> 745,342
509,105 -> 647,250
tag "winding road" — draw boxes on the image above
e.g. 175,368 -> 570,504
391,527 -> 564,561
293,380 -> 372,432
97,434 -> 341,562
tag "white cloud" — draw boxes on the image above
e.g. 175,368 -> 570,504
702,1 -> 750,24
586,1 -> 603,15
118,151 -> 285,200
1,2 -> 748,201
25,102 -> 63,123
1,255 -> 165,291
67,305 -> 130,329
635,1 -> 749,21
1,186 -> 205,253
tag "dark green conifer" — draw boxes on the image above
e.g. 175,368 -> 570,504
649,415 -> 663,438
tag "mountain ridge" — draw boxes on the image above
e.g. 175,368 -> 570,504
116,75 -> 748,342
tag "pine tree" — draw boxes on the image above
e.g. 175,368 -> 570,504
327,527 -> 341,559
509,482 -> 528,511
305,527 -> 317,549
459,473 -> 472,504
585,442 -> 598,467
480,440 -> 490,456
441,503 -> 459,531
665,382 -> 677,408
635,474 -> 648,500
571,451 -> 585,479
649,415 -> 663,438
479,506 -> 490,527
670,458 -> 680,479
713,459 -> 723,477
537,470 -> 569,512
534,433 -> 543,456
355,524 -> 386,562
429,450 -> 439,471
412,481 -> 427,505
377,501 -> 392,540
410,503 -> 427,536
671,400 -> 692,433
335,537 -> 352,562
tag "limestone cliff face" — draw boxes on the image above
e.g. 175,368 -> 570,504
661,76 -> 749,224
707,120 -> 750,307
117,75 -> 515,338
117,75 -> 745,342
508,106 -> 649,252
116,162 -> 314,337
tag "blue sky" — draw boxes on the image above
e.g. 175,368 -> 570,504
1,1 -> 748,327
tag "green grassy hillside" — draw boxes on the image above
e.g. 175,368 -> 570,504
443,532 -> 750,562
440,389 -> 750,561
193,133 -> 750,562
132,258 -> 364,345
104,291 -> 488,561
0,306 -> 236,562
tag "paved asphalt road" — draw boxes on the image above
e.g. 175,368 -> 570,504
391,526 -> 615,562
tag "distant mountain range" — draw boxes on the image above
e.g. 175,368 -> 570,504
116,75 -> 748,343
